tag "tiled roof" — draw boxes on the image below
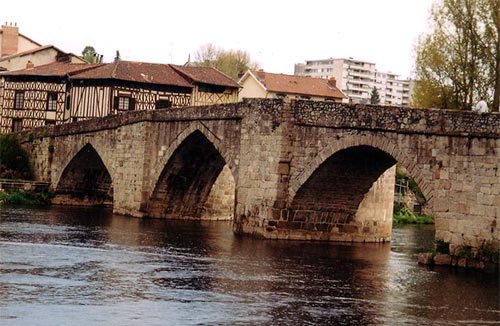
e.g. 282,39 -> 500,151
171,65 -> 240,88
249,70 -> 346,99
1,60 -> 242,89
0,61 -> 102,77
72,61 -> 194,88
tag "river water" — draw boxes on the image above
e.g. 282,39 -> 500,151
0,206 -> 498,325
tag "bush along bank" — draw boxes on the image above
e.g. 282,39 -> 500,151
393,203 -> 434,224
0,189 -> 52,206
418,241 -> 499,274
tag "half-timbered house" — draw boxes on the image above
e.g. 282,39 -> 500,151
170,65 -> 240,106
0,60 -> 240,132
0,62 -> 100,133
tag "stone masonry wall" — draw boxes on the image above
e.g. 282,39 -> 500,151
285,100 -> 499,251
202,164 -> 235,220
233,99 -> 286,235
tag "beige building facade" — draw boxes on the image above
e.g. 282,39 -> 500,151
0,22 -> 40,58
239,70 -> 345,102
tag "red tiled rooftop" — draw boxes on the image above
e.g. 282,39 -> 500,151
72,61 -> 194,88
1,60 -> 242,89
0,61 -> 103,77
171,65 -> 240,88
250,70 -> 346,99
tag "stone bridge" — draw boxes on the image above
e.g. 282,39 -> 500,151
21,99 -> 500,257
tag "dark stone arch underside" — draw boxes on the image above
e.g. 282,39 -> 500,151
56,144 -> 113,205
288,145 -> 397,232
148,131 -> 227,218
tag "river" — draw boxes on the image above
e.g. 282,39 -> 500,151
0,206 -> 498,325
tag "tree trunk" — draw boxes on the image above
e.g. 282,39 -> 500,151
493,55 -> 500,112
492,0 -> 500,112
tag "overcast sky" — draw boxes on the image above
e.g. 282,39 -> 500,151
3,0 -> 435,79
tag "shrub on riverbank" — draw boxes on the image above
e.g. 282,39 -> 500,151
393,203 -> 434,224
0,134 -> 32,179
0,190 -> 52,206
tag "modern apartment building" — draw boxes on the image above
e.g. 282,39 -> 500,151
294,57 -> 411,106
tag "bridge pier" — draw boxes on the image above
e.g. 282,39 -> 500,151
233,100 -> 397,242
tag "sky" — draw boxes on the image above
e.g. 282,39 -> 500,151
3,0 -> 435,79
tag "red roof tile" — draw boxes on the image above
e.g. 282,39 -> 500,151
72,61 -> 193,88
170,65 -> 240,88
249,70 -> 346,99
0,61 -> 102,77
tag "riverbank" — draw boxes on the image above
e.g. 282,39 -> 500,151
0,179 -> 51,205
0,189 -> 52,205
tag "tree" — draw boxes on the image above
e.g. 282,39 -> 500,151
370,86 -> 380,104
413,0 -> 499,112
0,134 -> 31,179
82,46 -> 97,63
193,43 -> 259,80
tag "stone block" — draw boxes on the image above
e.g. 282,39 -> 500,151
434,254 -> 452,266
418,253 -> 434,265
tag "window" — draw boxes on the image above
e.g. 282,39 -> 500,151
155,99 -> 172,110
12,119 -> 22,132
118,97 -> 130,110
14,91 -> 24,109
114,96 -> 135,111
45,120 -> 56,126
46,92 -> 57,111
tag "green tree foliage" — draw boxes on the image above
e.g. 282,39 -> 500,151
370,86 -> 380,104
193,43 -> 260,80
413,0 -> 500,112
82,46 -> 97,63
0,134 -> 31,179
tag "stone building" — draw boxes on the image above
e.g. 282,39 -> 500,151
0,61 -> 240,132
238,70 -> 346,102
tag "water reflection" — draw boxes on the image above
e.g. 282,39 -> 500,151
0,206 -> 498,325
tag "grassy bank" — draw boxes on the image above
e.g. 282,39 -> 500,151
0,190 -> 52,206
393,203 -> 434,224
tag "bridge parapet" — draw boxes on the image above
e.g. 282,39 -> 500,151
292,100 -> 500,138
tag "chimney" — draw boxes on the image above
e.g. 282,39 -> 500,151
1,22 -> 19,57
26,60 -> 34,69
327,77 -> 337,88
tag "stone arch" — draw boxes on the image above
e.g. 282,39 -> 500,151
289,136 -> 433,203
54,143 -> 113,205
53,140 -> 114,189
146,125 -> 234,219
148,121 -> 236,197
